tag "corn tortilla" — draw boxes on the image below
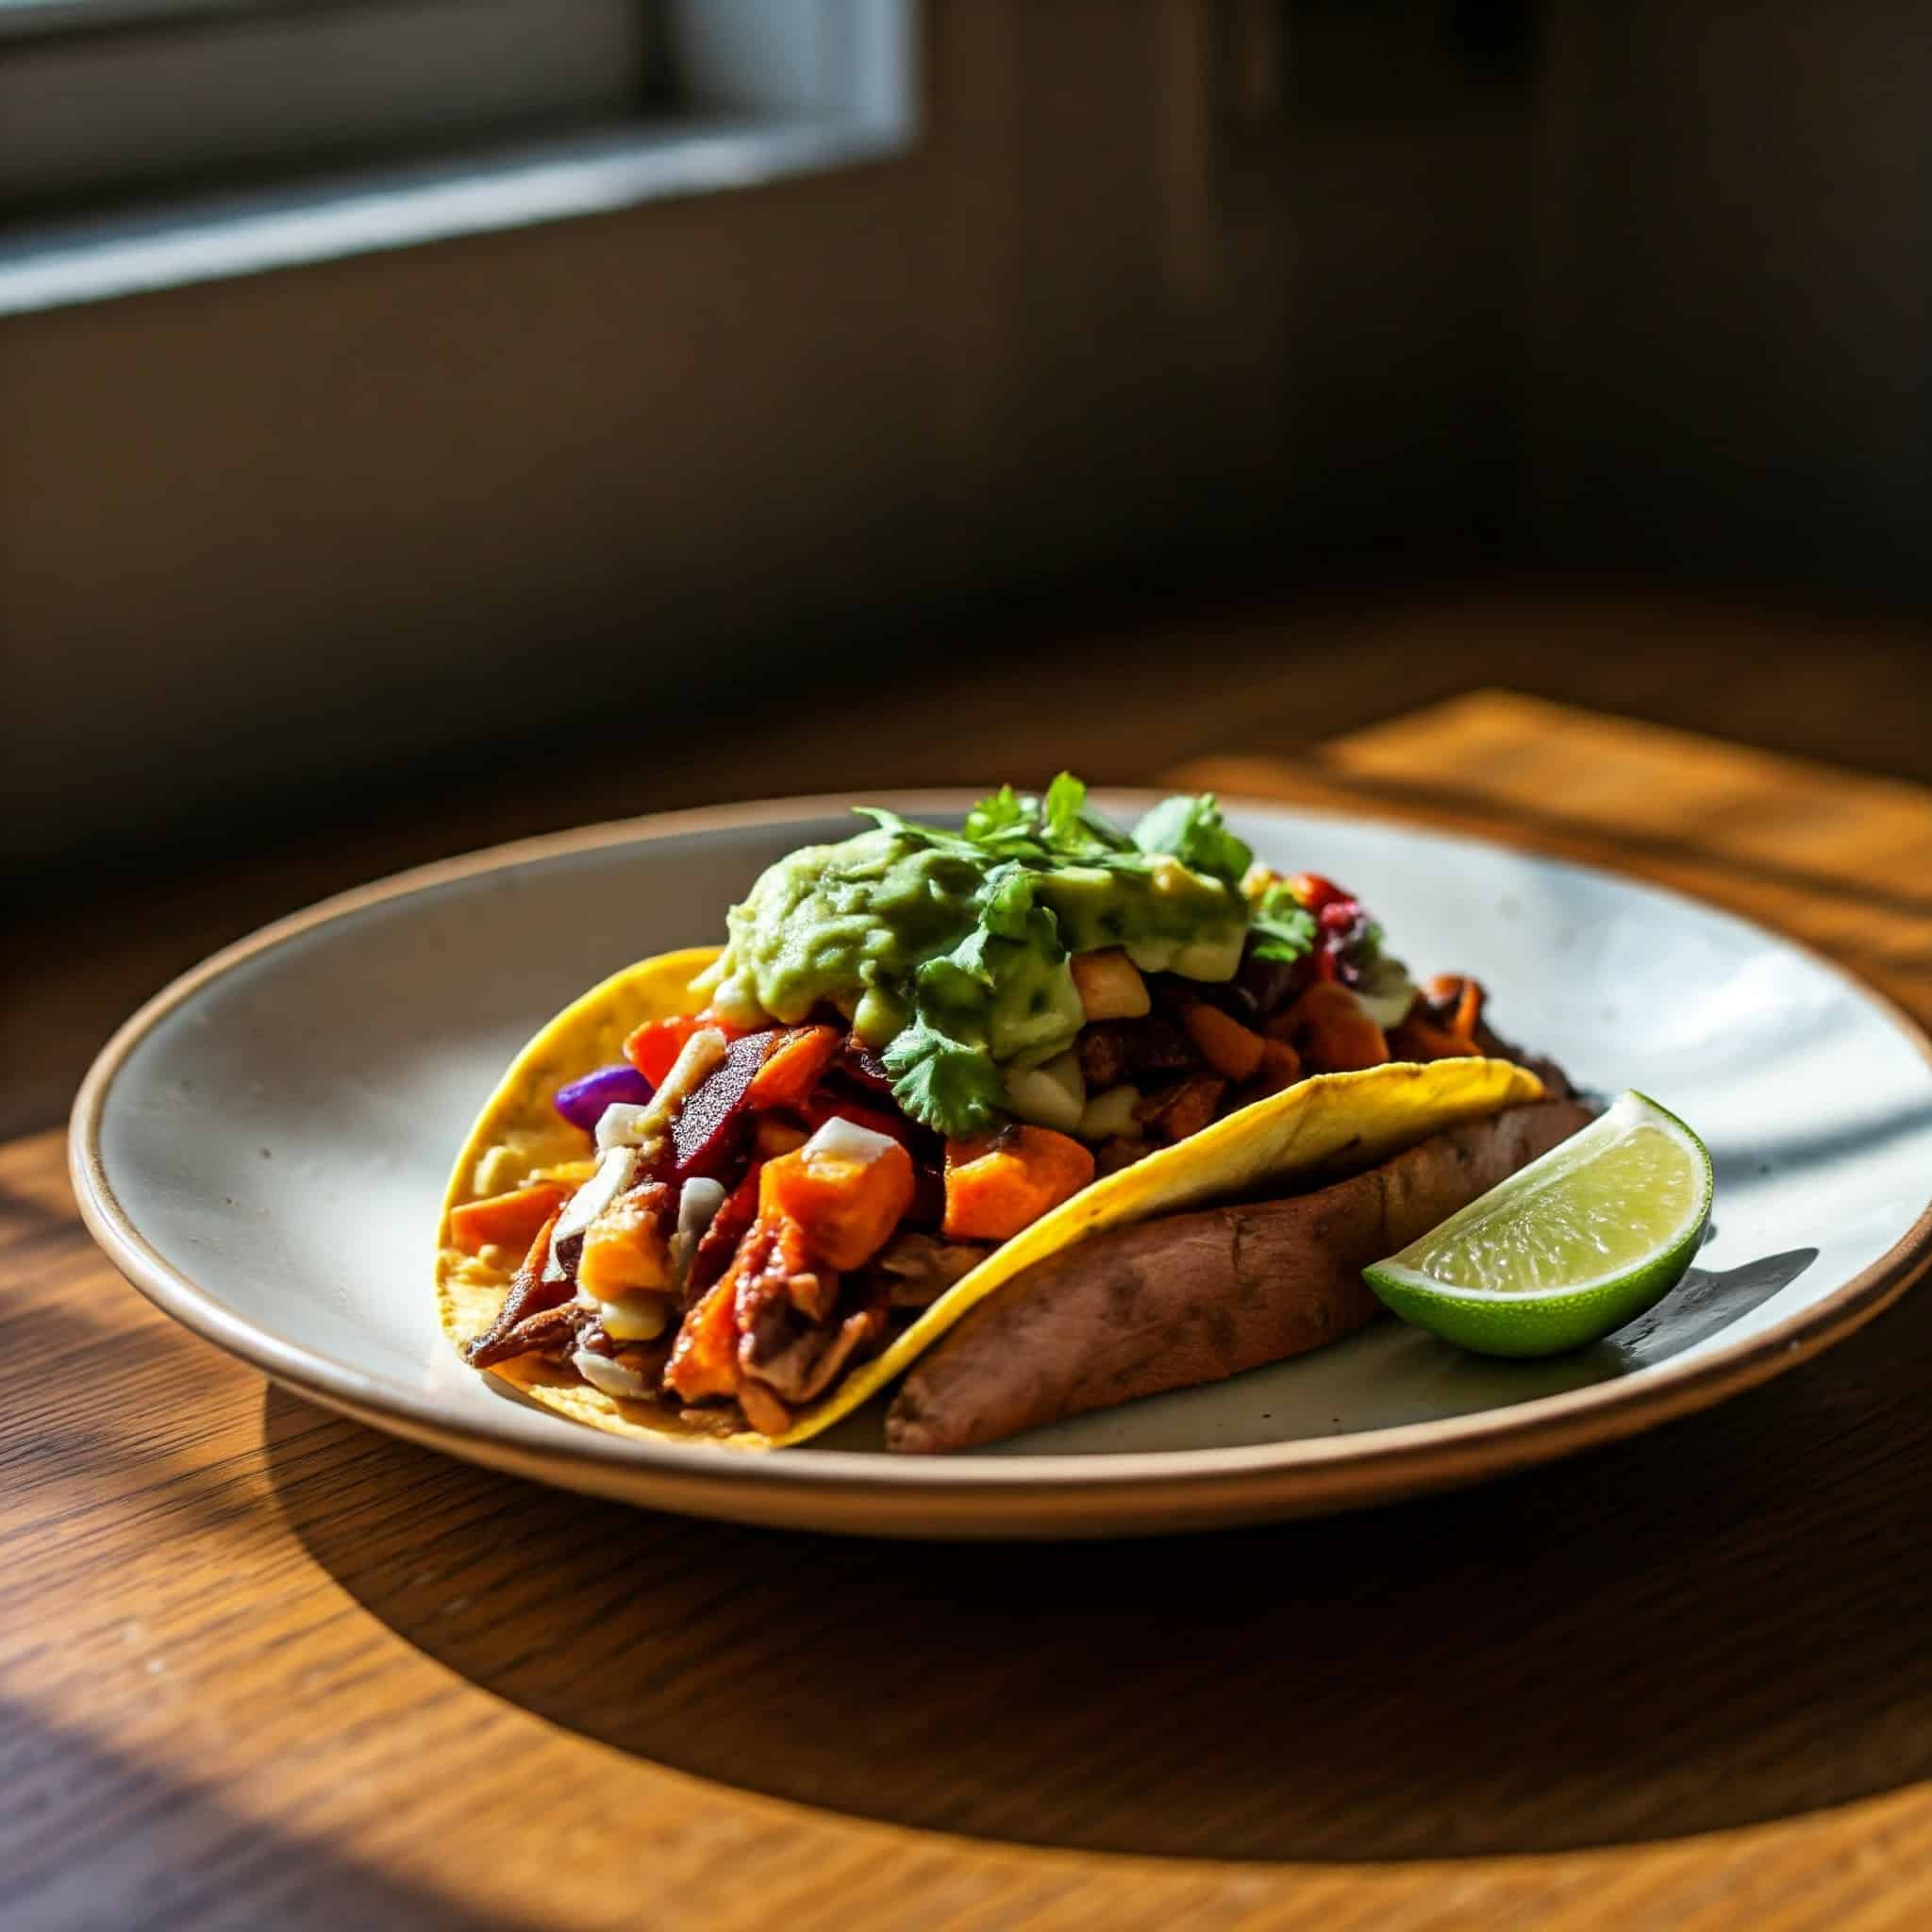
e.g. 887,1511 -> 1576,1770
436,945 -> 1543,1448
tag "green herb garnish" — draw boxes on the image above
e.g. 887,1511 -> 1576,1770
1248,878 -> 1319,965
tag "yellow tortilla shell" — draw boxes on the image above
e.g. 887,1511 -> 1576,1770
436,945 -> 1543,1449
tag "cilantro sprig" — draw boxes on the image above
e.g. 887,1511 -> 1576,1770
1248,880 -> 1318,964
1129,791 -> 1253,887
849,775 -> 1269,1134
882,1011 -> 1007,1140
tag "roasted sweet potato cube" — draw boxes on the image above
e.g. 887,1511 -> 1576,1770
746,1025 -> 842,1111
575,1186 -> 673,1297
1070,949 -> 1150,1021
942,1126 -> 1095,1241
1176,998 -> 1266,1082
760,1134 -> 915,1271
1273,982 -> 1390,1073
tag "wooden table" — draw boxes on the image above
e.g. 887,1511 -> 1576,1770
7,692 -> 1930,1930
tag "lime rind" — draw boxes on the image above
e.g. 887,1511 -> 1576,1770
1362,1091 -> 1713,1358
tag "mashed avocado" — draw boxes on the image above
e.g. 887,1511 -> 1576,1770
703,828 -> 983,1035
695,780 -> 1256,1136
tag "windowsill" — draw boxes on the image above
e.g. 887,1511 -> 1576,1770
0,111 -> 913,317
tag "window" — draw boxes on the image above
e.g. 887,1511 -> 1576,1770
0,0 -> 917,311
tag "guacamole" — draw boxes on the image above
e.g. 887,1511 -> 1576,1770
695,779 -> 1260,1138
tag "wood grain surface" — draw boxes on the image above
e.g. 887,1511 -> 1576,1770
8,692 -> 1932,1930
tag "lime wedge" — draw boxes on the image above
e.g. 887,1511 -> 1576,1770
1362,1091 -> 1712,1357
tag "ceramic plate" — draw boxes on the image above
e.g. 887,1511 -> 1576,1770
72,793 -> 1932,1539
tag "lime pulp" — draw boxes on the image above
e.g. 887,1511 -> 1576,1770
1362,1091 -> 1713,1357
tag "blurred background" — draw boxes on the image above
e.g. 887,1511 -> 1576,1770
3,0 -> 1929,1122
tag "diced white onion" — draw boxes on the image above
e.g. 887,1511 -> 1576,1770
1005,1051 -> 1086,1135
599,1295 -> 670,1341
554,1146 -> 639,1241
1170,931 -> 1245,983
549,1147 -> 640,1277
1078,1082 -> 1141,1142
572,1350 -> 653,1400
1354,958 -> 1420,1030
802,1115 -> 899,1165
668,1175 -> 729,1289
650,1027 -> 729,1117
594,1104 -> 655,1151
594,1028 -> 729,1160
677,1176 -> 728,1243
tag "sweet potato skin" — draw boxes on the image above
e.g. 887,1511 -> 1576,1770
885,1098 -> 1594,1454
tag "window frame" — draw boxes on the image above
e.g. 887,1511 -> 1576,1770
0,0 -> 918,315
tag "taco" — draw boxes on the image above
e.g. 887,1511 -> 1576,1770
437,778 -> 1569,1450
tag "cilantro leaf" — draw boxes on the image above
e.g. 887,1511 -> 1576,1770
1042,772 -> 1135,860
1041,772 -> 1087,848
963,785 -> 1033,849
883,1013 -> 1006,1137
850,778 -> 1264,1130
1250,904 -> 1317,964
958,773 -> 1134,864
850,806 -> 979,858
1248,879 -> 1318,964
1131,792 -> 1253,886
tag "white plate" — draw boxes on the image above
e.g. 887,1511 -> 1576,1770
72,792 -> 1932,1538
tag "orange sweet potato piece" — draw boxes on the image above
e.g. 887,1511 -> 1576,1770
1272,982 -> 1390,1073
1070,949 -> 1150,1021
746,1024 -> 842,1111
1177,998 -> 1266,1081
760,1134 -> 916,1270
665,1271 -> 742,1403
942,1126 -> 1095,1242
449,1181 -> 573,1257
575,1183 -> 674,1298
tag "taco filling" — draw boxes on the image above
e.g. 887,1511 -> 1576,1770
442,778 -> 1561,1443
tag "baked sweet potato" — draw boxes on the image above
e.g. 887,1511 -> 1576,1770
884,1097 -> 1594,1454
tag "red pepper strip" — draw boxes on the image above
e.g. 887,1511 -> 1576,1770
1291,873 -> 1346,915
623,1011 -> 750,1087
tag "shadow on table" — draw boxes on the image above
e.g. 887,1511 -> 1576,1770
264,1272 -> 1932,1865
0,1700 -> 533,1932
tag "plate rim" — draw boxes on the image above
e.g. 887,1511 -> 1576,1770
68,788 -> 1932,1530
